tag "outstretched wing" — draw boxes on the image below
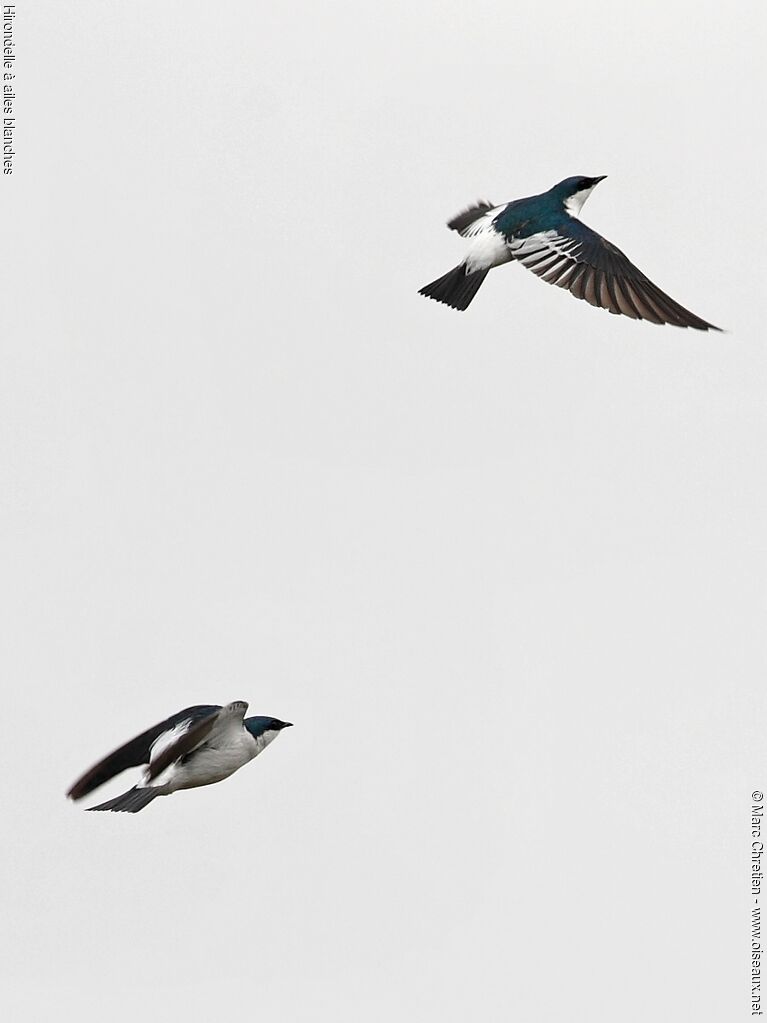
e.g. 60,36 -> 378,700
447,201 -> 496,236
510,220 -> 720,331
147,700 -> 250,779
67,704 -> 221,800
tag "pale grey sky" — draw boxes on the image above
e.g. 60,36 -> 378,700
2,1 -> 764,1019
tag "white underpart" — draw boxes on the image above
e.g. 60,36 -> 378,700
563,184 -> 596,218
151,727 -> 280,793
462,206 -> 513,273
249,728 -> 280,757
162,728 -> 261,792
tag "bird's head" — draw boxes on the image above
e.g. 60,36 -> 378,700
245,716 -> 293,740
554,175 -> 607,217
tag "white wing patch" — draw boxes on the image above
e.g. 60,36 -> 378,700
146,702 -> 247,773
149,717 -> 198,768
143,703 -> 250,787
459,204 -> 505,236
462,207 -> 513,274
509,230 -> 584,283
142,715 -> 205,786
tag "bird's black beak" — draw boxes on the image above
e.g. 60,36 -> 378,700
593,175 -> 607,184
282,722 -> 293,728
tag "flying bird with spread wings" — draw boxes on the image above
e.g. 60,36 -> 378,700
67,701 -> 292,813
419,175 -> 721,330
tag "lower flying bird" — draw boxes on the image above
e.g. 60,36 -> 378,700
419,175 -> 720,330
67,701 -> 292,812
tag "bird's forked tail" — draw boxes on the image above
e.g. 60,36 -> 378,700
86,786 -> 163,813
419,264 -> 489,311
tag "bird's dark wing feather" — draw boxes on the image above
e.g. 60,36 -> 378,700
447,201 -> 495,236
144,701 -> 248,779
67,705 -> 221,800
144,710 -> 224,781
510,220 -> 720,331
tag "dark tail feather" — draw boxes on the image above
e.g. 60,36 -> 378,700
419,264 -> 488,311
86,786 -> 163,813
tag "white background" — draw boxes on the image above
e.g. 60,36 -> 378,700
2,1 -> 763,1019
